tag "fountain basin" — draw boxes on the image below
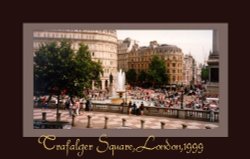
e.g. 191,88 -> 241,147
111,98 -> 124,105
110,95 -> 131,105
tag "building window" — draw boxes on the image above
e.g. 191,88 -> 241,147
92,52 -> 95,56
173,76 -> 176,81
172,63 -> 176,67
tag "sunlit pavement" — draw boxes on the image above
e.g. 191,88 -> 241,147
33,108 -> 219,129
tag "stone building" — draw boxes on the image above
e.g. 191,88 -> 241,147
117,38 -> 138,72
125,41 -> 184,84
183,54 -> 196,85
183,54 -> 203,86
33,29 -> 118,90
195,63 -> 202,85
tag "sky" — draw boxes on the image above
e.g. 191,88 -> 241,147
116,30 -> 213,64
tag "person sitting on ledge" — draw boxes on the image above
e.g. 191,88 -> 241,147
139,102 -> 145,115
132,102 -> 137,115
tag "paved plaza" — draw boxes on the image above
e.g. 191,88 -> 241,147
33,108 -> 219,129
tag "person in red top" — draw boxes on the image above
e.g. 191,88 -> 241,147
42,97 -> 47,109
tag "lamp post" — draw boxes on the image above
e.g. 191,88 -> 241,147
180,85 -> 184,109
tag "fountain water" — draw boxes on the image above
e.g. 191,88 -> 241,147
116,69 -> 126,96
92,69 -> 128,104
110,69 -> 127,104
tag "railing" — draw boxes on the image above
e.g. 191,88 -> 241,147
34,102 -> 219,122
91,103 -> 219,122
184,109 -> 219,122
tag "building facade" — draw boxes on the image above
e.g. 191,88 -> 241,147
183,54 -> 203,86
195,63 -> 202,85
125,41 -> 184,84
183,54 -> 195,85
33,29 -> 118,90
117,38 -> 138,72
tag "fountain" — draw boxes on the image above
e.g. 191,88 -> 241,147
110,69 -> 127,104
91,69 -> 130,105
116,69 -> 126,97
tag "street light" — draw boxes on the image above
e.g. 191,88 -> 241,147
180,85 -> 184,109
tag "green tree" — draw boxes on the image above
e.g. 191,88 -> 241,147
126,69 -> 137,86
201,66 -> 209,83
34,40 -> 103,114
70,43 -> 103,96
138,70 -> 149,87
148,55 -> 168,87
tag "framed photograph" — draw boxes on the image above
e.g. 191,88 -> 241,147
23,23 -> 228,137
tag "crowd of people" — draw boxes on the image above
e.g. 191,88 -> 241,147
34,95 -> 94,117
34,85 -> 219,118
125,86 -> 219,111
64,97 -> 94,116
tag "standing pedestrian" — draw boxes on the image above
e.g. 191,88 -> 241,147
128,101 -> 132,115
75,99 -> 80,115
67,97 -> 73,116
65,98 -> 70,110
85,99 -> 90,111
89,99 -> 93,111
